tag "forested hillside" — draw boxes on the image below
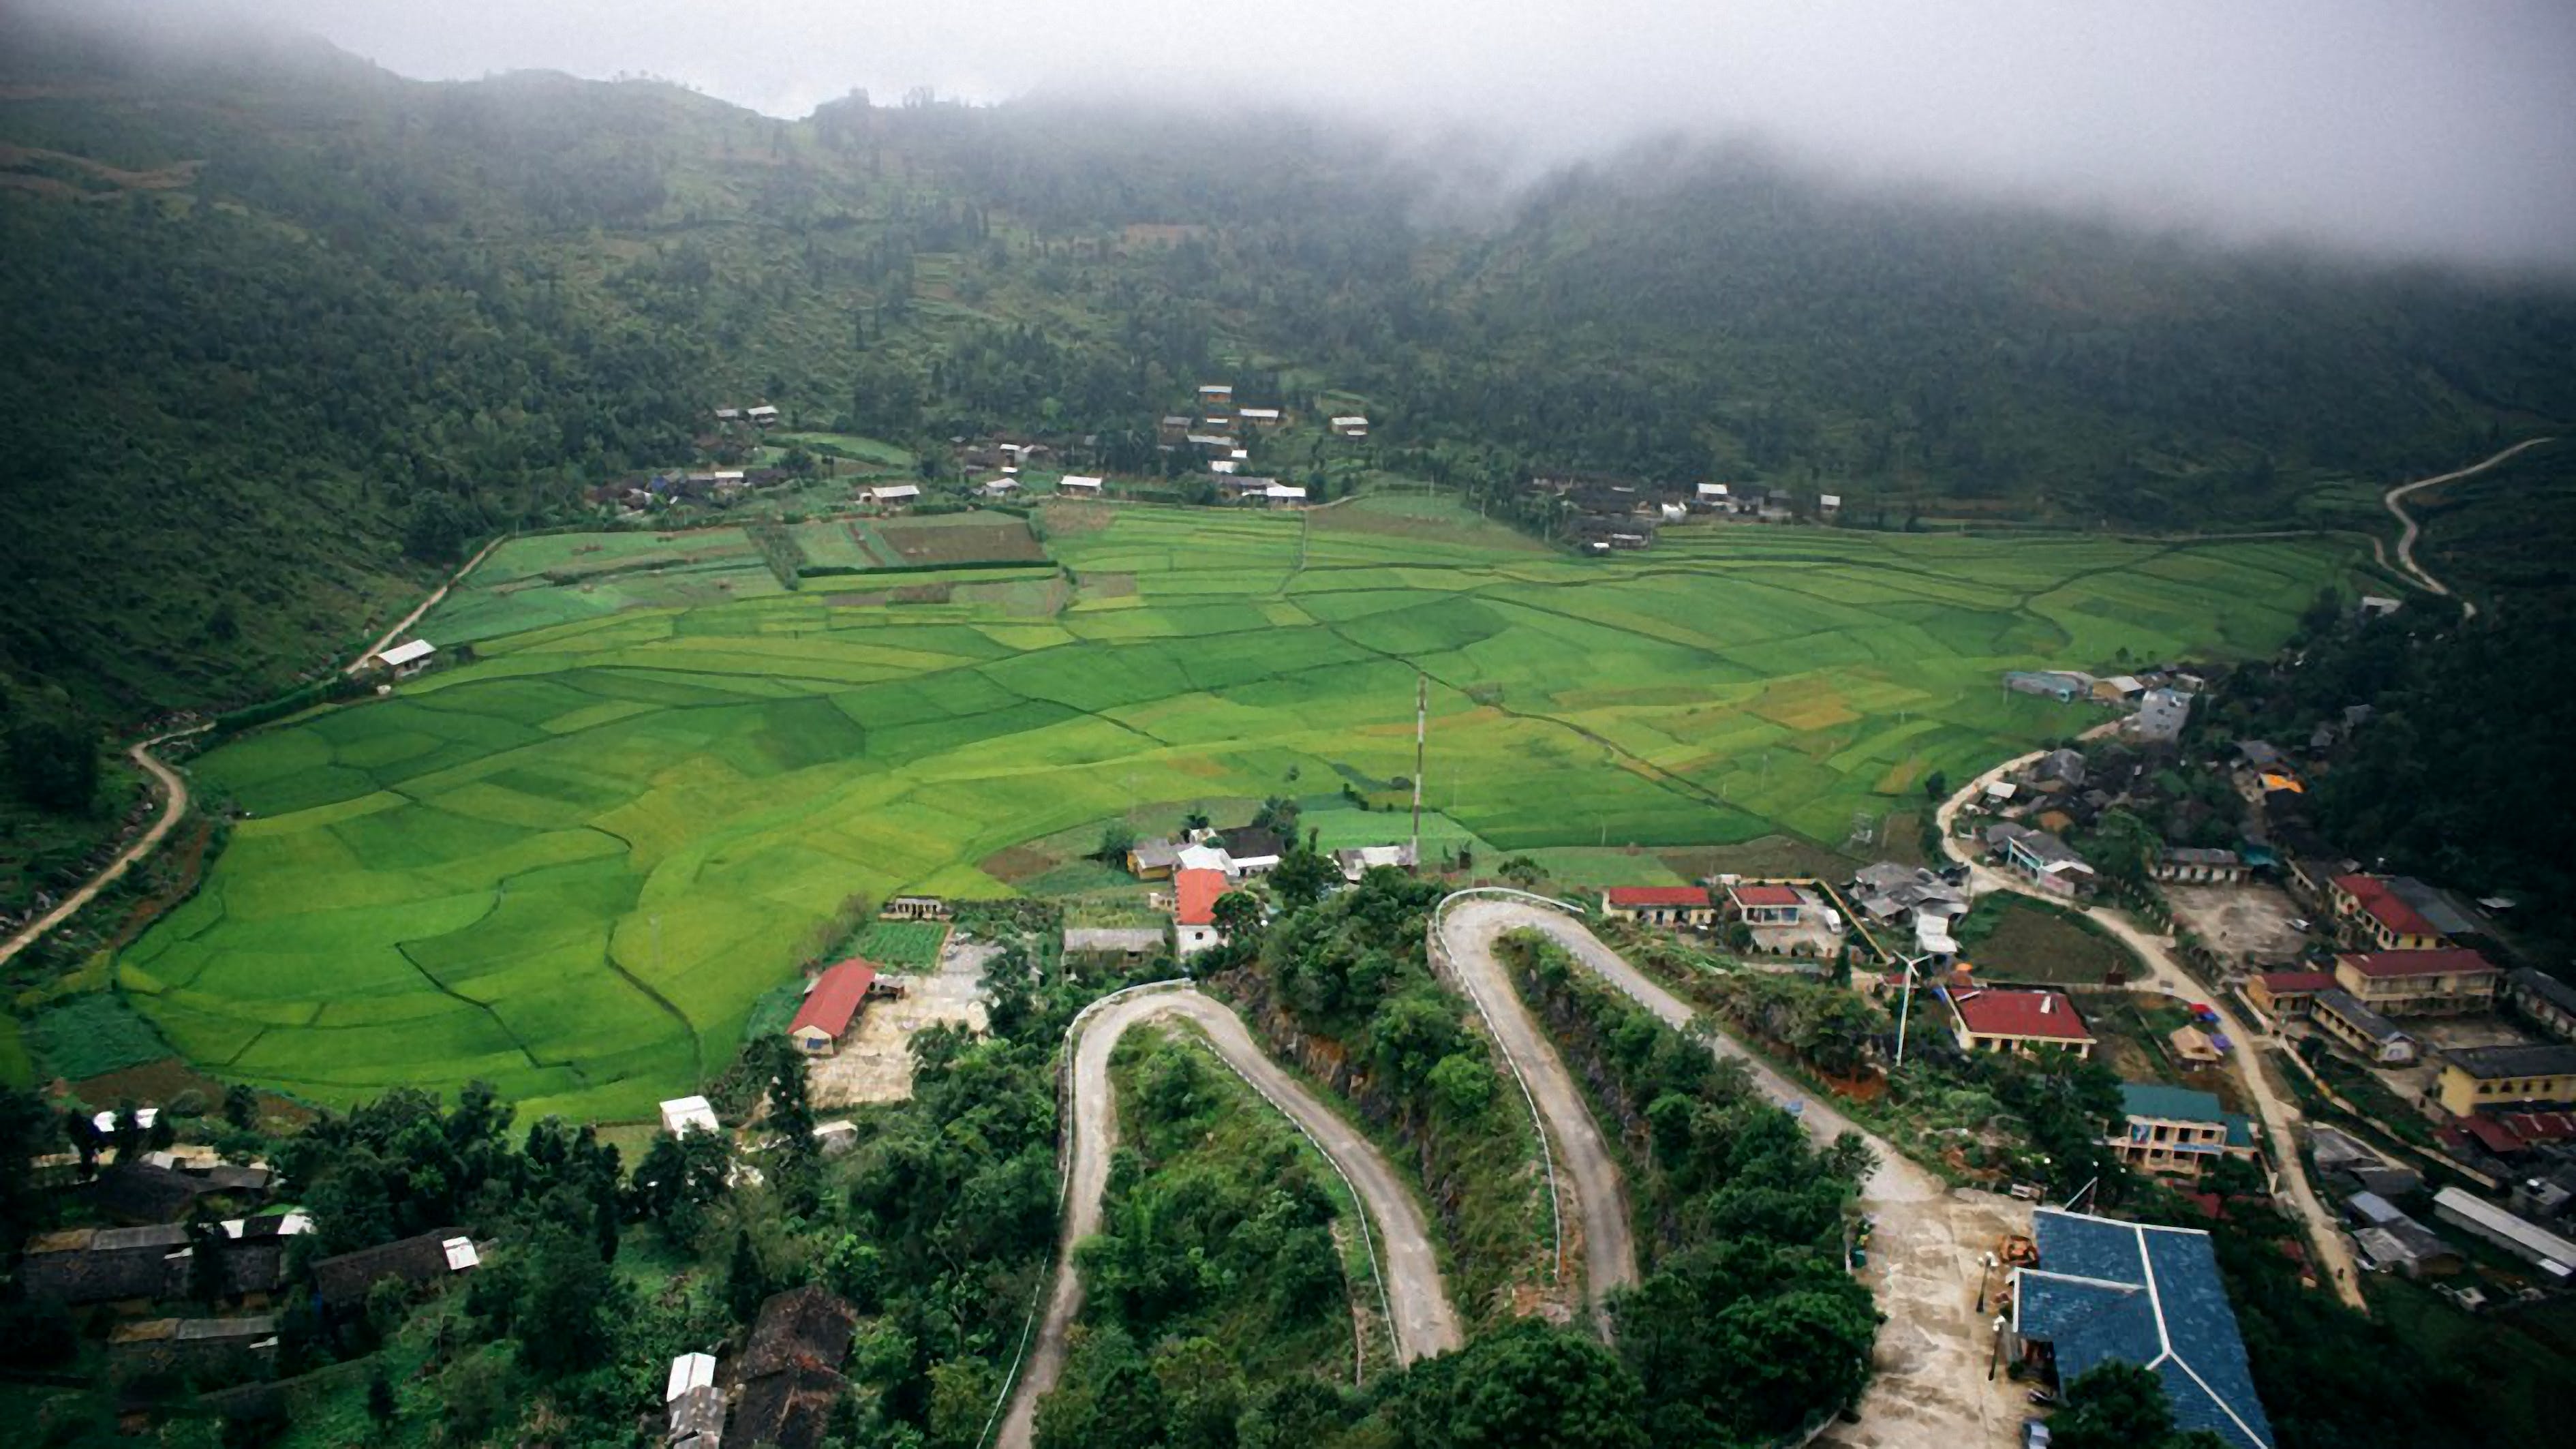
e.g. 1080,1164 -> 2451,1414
2,7 -> 2572,765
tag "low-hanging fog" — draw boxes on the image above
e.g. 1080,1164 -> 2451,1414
65,1 -> 2576,270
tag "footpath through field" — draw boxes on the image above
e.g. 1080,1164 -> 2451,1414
0,725 -> 206,975
1438,897 -> 2033,1448
2377,437 -> 2556,621
994,984 -> 1458,1449
1934,755 -> 2367,1311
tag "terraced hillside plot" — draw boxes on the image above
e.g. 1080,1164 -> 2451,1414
125,512 -> 2352,1117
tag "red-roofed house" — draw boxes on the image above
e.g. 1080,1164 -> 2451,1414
1174,868 -> 1227,958
2332,949 -> 2499,1016
1946,988 -> 2095,1059
1725,883 -> 1805,926
1601,886 -> 1715,929
2330,875 -> 2444,952
2248,970 -> 2338,1022
788,960 -> 884,1056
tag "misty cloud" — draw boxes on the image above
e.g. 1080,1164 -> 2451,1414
185,1 -> 2576,266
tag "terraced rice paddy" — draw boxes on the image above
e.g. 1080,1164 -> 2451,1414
121,497 -> 2352,1118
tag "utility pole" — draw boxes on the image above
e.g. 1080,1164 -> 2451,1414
1892,951 -> 1934,1068
1411,672 -> 1427,867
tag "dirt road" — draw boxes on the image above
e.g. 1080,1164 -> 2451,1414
1935,757 -> 2367,1310
0,726 -> 206,973
996,985 -> 1458,1449
344,532 -> 506,675
2379,437 -> 2555,621
1441,898 -> 2031,1448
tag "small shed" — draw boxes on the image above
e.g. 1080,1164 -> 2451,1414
660,1095 -> 720,1136
375,639 -> 437,679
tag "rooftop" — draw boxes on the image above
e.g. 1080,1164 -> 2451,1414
2017,1209 -> 2273,1449
2334,874 -> 2438,939
2441,1043 -> 2576,1081
2510,968 -> 2576,1016
2337,948 -> 2496,980
1728,883 -> 1803,908
1174,868 -> 1227,928
375,639 -> 435,668
788,959 -> 879,1041
1605,885 -> 1711,909
2311,988 -> 2407,1043
1949,988 -> 2094,1042
2256,971 -> 2337,994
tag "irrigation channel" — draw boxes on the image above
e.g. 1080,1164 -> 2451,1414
991,983 -> 1460,1449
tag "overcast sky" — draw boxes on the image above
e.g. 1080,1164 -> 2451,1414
157,1 -> 2576,267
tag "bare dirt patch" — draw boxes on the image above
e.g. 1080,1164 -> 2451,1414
875,515 -> 1047,566
808,935 -> 996,1108
2162,882 -> 2311,969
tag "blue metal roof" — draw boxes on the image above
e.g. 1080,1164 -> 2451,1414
2016,1209 -> 2274,1449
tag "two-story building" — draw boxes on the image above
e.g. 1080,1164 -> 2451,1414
1985,823 -> 2098,899
2109,1082 -> 2260,1181
2309,988 -> 2417,1064
1946,988 -> 2096,1059
2430,1043 -> 2576,1120
2329,874 -> 2447,951
2331,948 -> 2499,1016
2248,969 -> 2337,1022
2505,968 -> 2576,1043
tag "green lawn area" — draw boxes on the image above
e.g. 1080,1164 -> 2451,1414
1954,894 -> 2134,984
120,506 -> 2355,1118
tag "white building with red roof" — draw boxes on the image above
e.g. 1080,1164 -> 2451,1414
1174,868 -> 1228,958
1725,882 -> 1806,926
1946,987 -> 2096,1059
1600,886 -> 1715,929
787,959 -> 884,1056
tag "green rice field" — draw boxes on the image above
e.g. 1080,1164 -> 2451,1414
119,496 -> 2354,1118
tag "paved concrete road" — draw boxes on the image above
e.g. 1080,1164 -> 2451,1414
997,986 -> 1459,1449
0,726 -> 206,973
2378,437 -> 2555,622
1936,755 -> 2367,1311
1442,898 -> 2031,1447
1438,898 -> 1640,1323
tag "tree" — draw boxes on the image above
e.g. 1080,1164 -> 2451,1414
1270,832 -> 1336,909
186,1208 -> 230,1305
365,1365 -> 398,1427
1500,856 -> 1546,889
0,1091 -> 60,1247
2050,1360 -> 2231,1449
7,710 -> 99,812
1922,769 -> 1949,804
1210,890 -> 1264,945
516,1217 -> 621,1377
1386,1320 -> 1649,1449
221,1084 -> 259,1132
1251,794 -> 1301,838
1097,819 -> 1137,862
631,1127 -> 732,1242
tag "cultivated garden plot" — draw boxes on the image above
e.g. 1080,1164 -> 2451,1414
122,507 -> 2352,1118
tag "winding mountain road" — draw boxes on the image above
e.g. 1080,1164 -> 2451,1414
1439,896 -> 2032,1448
1935,755 -> 2366,1311
0,725 -> 206,973
2378,437 -> 2555,620
995,985 -> 1459,1449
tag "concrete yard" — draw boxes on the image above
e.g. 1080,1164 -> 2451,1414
808,934 -> 995,1108
2163,882 -> 2312,972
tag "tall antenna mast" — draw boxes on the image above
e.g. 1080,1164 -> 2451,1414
1412,672 -> 1427,865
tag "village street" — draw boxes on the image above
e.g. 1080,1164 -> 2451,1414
1440,897 -> 2033,1449
1935,754 -> 2367,1309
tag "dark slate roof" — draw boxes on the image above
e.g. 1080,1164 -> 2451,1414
311,1228 -> 463,1306
738,1284 -> 857,1382
2510,968 -> 2576,1017
2442,1043 -> 2576,1081
20,1239 -> 183,1304
733,1362 -> 844,1449
1214,825 -> 1287,860
2016,1209 -> 2273,1449
89,1163 -> 211,1224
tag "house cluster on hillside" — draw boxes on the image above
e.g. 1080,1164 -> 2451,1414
1150,382 -> 1362,508
657,1283 -> 859,1449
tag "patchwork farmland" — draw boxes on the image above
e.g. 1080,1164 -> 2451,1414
117,499 -> 2353,1118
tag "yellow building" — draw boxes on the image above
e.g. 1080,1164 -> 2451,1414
2431,1044 -> 2576,1119
2332,949 -> 2498,1016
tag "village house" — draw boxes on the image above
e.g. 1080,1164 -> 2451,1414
980,476 -> 1022,498
374,639 -> 436,680
2248,969 -> 2337,1022
1946,987 -> 2096,1058
1332,843 -> 1417,881
2331,947 -> 2500,1016
1159,415 -> 1193,440
1237,406 -> 1282,427
1330,414 -> 1369,438
109,1313 -> 279,1383
1693,482 -> 1730,508
2430,1043 -> 2576,1118
1845,861 -> 1970,934
861,483 -> 921,508
2153,847 -> 2249,885
312,1229 -> 476,1311
1056,474 -> 1105,496
881,895 -> 950,921
2309,988 -> 2417,1064
666,1351 -> 724,1449
2340,1192 -> 2462,1278
2506,968 -> 2576,1042
2008,1209 -> 2273,1449
1984,823 -> 2098,899
786,959 -> 896,1056
1197,384 -> 1233,405
1599,886 -> 1715,930
1062,926 -> 1167,968
1213,825 -> 1286,876
746,404 -> 780,427
1173,868 -> 1227,958
1818,492 -> 1842,515
658,1095 -> 720,1136
1126,837 -> 1184,881
733,1285 -> 859,1449
2431,1186 -> 2576,1279
2129,686 -> 2194,744
2329,874 -> 2449,951
1725,882 -> 1806,926
2110,1082 -> 2259,1181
